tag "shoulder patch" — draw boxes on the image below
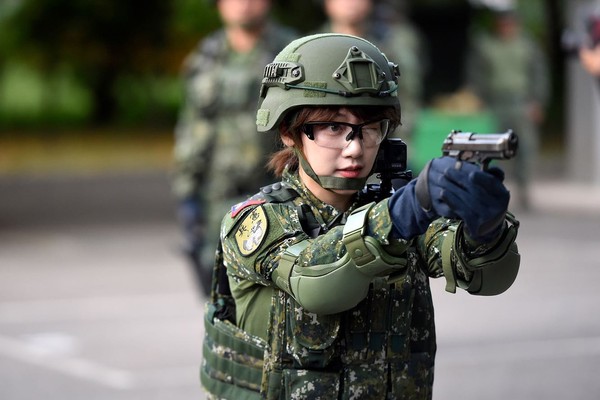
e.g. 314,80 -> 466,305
231,199 -> 266,218
235,205 -> 268,256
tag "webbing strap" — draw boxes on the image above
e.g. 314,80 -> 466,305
442,229 -> 457,293
342,203 -> 377,266
200,367 -> 261,400
202,340 -> 263,391
202,313 -> 265,397
463,213 -> 520,267
204,313 -> 265,360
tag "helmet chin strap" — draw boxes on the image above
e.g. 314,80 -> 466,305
296,149 -> 368,191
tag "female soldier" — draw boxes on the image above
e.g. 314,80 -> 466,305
201,33 -> 520,400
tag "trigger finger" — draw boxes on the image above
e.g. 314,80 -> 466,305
486,166 -> 505,181
470,171 -> 509,197
444,163 -> 479,189
439,188 -> 471,219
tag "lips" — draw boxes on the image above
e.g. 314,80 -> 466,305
338,166 -> 363,178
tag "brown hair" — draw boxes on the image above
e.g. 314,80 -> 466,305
267,106 -> 400,177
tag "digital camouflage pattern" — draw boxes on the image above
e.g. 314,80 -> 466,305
172,22 -> 297,271
200,168 -> 519,399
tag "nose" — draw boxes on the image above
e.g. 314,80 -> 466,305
344,126 -> 363,143
342,130 -> 364,156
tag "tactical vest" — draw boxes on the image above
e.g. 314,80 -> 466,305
201,183 -> 437,400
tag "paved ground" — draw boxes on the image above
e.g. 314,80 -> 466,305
1,156 -> 600,399
0,171 -> 204,400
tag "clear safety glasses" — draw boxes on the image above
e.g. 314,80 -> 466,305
301,119 -> 390,149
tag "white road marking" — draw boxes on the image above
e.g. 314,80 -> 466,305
0,293 -> 200,324
0,334 -> 135,389
0,293 -> 204,390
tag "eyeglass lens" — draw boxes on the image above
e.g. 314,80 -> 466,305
303,119 -> 389,149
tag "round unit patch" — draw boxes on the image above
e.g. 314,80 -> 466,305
235,206 -> 268,256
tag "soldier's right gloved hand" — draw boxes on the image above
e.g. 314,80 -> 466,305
418,157 -> 509,243
389,156 -> 509,242
389,157 -> 471,239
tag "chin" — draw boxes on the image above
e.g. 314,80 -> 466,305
332,188 -> 358,196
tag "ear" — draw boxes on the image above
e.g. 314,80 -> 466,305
281,133 -> 294,147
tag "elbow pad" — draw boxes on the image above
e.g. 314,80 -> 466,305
447,213 -> 520,296
342,203 -> 409,277
271,241 -> 372,315
271,204 -> 408,314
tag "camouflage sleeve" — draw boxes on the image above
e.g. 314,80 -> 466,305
417,217 -> 467,280
291,200 -> 412,273
222,200 -> 410,314
365,198 -> 413,255
220,201 -> 307,286
417,213 -> 520,296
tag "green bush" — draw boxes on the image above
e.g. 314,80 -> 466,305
0,62 -> 92,128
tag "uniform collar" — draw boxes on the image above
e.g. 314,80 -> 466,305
282,167 -> 360,227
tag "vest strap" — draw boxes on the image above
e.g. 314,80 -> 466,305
343,203 -> 377,266
201,308 -> 266,398
442,225 -> 458,293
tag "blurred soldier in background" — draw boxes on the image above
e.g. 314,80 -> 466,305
317,0 -> 426,140
171,0 -> 297,297
465,8 -> 549,210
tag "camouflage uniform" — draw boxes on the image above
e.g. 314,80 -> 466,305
172,22 -> 297,293
465,23 -> 549,207
200,32 -> 520,400
201,168 -> 520,399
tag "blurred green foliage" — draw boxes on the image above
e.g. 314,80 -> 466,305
0,0 -> 220,130
0,62 -> 91,126
0,0 -> 567,137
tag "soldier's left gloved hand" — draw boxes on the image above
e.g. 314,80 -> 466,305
425,158 -> 510,243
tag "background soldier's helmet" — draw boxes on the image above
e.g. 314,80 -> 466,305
256,33 -> 401,133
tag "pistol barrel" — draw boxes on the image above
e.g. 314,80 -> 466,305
442,129 -> 518,163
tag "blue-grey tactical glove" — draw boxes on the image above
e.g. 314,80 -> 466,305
416,157 -> 510,243
388,179 -> 438,240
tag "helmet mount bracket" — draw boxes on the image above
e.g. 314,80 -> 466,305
332,46 -> 385,95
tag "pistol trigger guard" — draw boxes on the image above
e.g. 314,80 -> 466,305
481,159 -> 491,171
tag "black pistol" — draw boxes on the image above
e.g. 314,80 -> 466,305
442,129 -> 518,170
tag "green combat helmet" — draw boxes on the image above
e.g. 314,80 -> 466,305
256,33 -> 402,190
256,33 -> 400,132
